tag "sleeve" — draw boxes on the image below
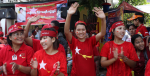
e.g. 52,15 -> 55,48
100,42 -> 109,57
32,38 -> 42,52
59,53 -> 67,76
67,36 -> 76,51
58,44 -> 66,56
145,59 -> 150,76
128,43 -> 139,61
141,26 -> 149,37
26,46 -> 34,66
90,36 -> 97,47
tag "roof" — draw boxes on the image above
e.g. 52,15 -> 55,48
117,1 -> 145,13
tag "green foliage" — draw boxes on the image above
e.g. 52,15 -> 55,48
117,0 -> 147,6
116,0 -> 150,27
77,0 -> 104,14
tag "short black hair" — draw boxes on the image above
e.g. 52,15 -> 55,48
7,33 -> 12,46
51,20 -> 60,27
32,30 -> 36,35
135,12 -> 144,23
35,25 -> 39,29
126,24 -> 137,29
19,8 -> 23,11
131,34 -> 143,46
42,28 -> 59,50
74,23 -> 87,30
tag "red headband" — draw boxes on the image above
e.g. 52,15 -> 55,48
40,30 -> 57,37
108,21 -> 125,39
75,21 -> 87,27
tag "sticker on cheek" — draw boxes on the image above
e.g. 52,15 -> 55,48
14,37 -> 17,39
77,32 -> 78,33
117,31 -> 119,32
45,40 -> 47,42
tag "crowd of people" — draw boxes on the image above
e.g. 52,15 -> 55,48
0,2 -> 150,76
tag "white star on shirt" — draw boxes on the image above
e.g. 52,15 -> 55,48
75,47 -> 81,54
39,60 -> 47,70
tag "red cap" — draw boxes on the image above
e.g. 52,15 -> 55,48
75,21 -> 87,27
8,23 -> 24,34
42,24 -> 53,30
0,31 -> 3,36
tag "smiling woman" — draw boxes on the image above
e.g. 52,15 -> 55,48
0,23 -> 34,76
100,20 -> 139,76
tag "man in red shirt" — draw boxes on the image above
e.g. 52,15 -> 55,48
127,12 -> 149,46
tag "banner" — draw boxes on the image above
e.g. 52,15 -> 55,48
15,0 -> 67,25
104,6 -> 124,42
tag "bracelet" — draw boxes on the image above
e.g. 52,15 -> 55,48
54,70 -> 60,75
124,57 -> 128,62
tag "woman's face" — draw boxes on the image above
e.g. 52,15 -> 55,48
129,25 -> 136,36
9,31 -> 25,45
75,24 -> 86,39
113,26 -> 125,39
134,37 -> 144,51
40,36 -> 55,50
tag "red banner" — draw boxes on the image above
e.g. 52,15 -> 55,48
15,0 -> 67,25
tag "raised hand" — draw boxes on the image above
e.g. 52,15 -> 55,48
113,47 -> 118,60
28,15 -> 41,23
10,62 -> 19,74
92,7 -> 105,19
2,63 -> 7,75
30,58 -> 38,69
67,2 -> 79,15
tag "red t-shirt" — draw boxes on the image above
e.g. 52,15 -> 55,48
32,50 -> 67,76
133,52 -> 145,76
145,59 -> 150,76
100,41 -> 139,76
136,24 -> 149,37
68,36 -> 97,76
32,38 -> 66,55
93,46 -> 99,56
0,43 -> 34,76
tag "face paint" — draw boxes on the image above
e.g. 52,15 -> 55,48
14,37 -> 17,39
77,32 -> 78,33
45,40 -> 47,42
117,31 -> 119,32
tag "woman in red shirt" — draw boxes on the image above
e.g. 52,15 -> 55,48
64,2 -> 106,76
131,34 -> 149,76
30,28 -> 67,76
100,20 -> 139,76
0,23 -> 34,76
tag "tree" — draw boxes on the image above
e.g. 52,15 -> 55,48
77,0 -> 105,14
115,0 -> 150,26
